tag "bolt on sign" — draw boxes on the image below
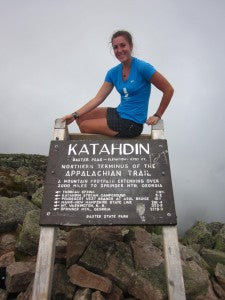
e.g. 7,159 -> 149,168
40,138 -> 177,226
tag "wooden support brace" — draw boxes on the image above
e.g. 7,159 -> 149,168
151,120 -> 186,300
32,119 -> 68,300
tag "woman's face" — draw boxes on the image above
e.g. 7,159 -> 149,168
112,35 -> 133,64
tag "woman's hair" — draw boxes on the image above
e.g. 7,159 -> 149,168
111,30 -> 133,47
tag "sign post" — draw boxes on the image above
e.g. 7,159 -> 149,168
32,119 -> 186,300
152,120 -> 186,300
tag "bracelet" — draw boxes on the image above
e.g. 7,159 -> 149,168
72,112 -> 79,120
154,113 -> 161,119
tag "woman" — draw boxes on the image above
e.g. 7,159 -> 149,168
62,30 -> 174,138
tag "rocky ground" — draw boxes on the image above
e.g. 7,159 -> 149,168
0,153 -> 225,300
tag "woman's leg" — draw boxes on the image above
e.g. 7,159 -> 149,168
76,107 -> 119,136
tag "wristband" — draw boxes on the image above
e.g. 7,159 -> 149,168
72,112 -> 79,120
154,113 -> 161,119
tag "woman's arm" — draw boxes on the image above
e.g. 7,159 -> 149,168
146,71 -> 174,125
62,81 -> 114,125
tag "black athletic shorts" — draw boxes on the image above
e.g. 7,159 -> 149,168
107,107 -> 143,138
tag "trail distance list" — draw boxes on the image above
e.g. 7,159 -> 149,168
40,139 -> 177,226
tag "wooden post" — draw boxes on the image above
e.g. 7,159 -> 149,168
32,119 -> 68,300
151,120 -> 186,300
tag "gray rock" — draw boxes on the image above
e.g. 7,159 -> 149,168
52,263 -> 76,300
215,263 -> 225,290
31,186 -> 44,208
182,261 -> 209,298
0,196 -> 38,233
201,248 -> 225,269
16,209 -> 41,256
181,221 -> 215,249
67,228 -> 92,268
179,244 -> 209,270
129,227 -> 163,269
0,288 -> 8,300
73,288 -> 91,300
128,264 -> 167,300
0,233 -> 16,255
5,261 -> 35,293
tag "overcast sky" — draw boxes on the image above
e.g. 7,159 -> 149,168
0,0 -> 224,233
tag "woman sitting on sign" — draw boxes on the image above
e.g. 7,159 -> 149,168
62,30 -> 174,138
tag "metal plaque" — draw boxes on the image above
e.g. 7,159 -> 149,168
40,138 -> 177,226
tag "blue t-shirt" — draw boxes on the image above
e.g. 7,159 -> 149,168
105,57 -> 156,124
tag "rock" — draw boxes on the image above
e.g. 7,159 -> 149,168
17,166 -> 30,177
31,186 -> 44,208
128,268 -> 165,300
181,221 -> 215,249
129,227 -> 163,269
0,233 -> 16,255
214,225 -> 225,252
80,238 -> 135,292
215,263 -> 225,290
0,251 -> 15,268
206,222 -> 224,236
92,290 -> 106,300
17,278 -> 34,300
201,248 -> 225,269
0,196 -> 37,233
68,264 -> 112,294
91,226 -> 123,242
0,288 -> 8,300
182,260 -> 209,298
211,279 -> 225,299
107,285 -> 123,300
195,280 -> 219,300
5,261 -> 35,293
52,263 -> 76,300
73,288 -> 91,300
67,228 -> 92,268
179,244 -> 209,270
182,221 -> 213,248
16,209 -> 41,256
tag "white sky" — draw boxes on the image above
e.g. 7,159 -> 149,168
0,0 -> 225,232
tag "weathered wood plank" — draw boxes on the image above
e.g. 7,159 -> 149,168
151,120 -> 186,300
163,226 -> 186,300
32,119 -> 69,300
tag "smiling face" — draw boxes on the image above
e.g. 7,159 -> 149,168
112,35 -> 133,64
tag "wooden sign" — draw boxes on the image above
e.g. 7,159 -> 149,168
40,138 -> 176,226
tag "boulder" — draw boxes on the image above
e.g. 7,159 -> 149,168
201,248 -> 225,269
107,284 -> 123,300
73,288 -> 91,300
92,290 -> 106,300
0,196 -> 37,233
0,288 -> 8,300
211,279 -> 225,299
129,227 -> 163,269
16,209 -> 41,256
179,244 -> 209,270
67,228 -> 92,268
80,238 -> 135,292
68,264 -> 112,294
128,264 -> 167,300
181,221 -> 215,249
214,225 -> 225,252
215,263 -> 225,290
31,186 -> 44,208
0,252 -> 15,268
5,261 -> 35,293
0,233 -> 16,255
182,260 -> 209,298
17,278 -> 34,300
51,263 -> 76,300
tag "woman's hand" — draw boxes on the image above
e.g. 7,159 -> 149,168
146,115 -> 160,125
61,114 -> 75,125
